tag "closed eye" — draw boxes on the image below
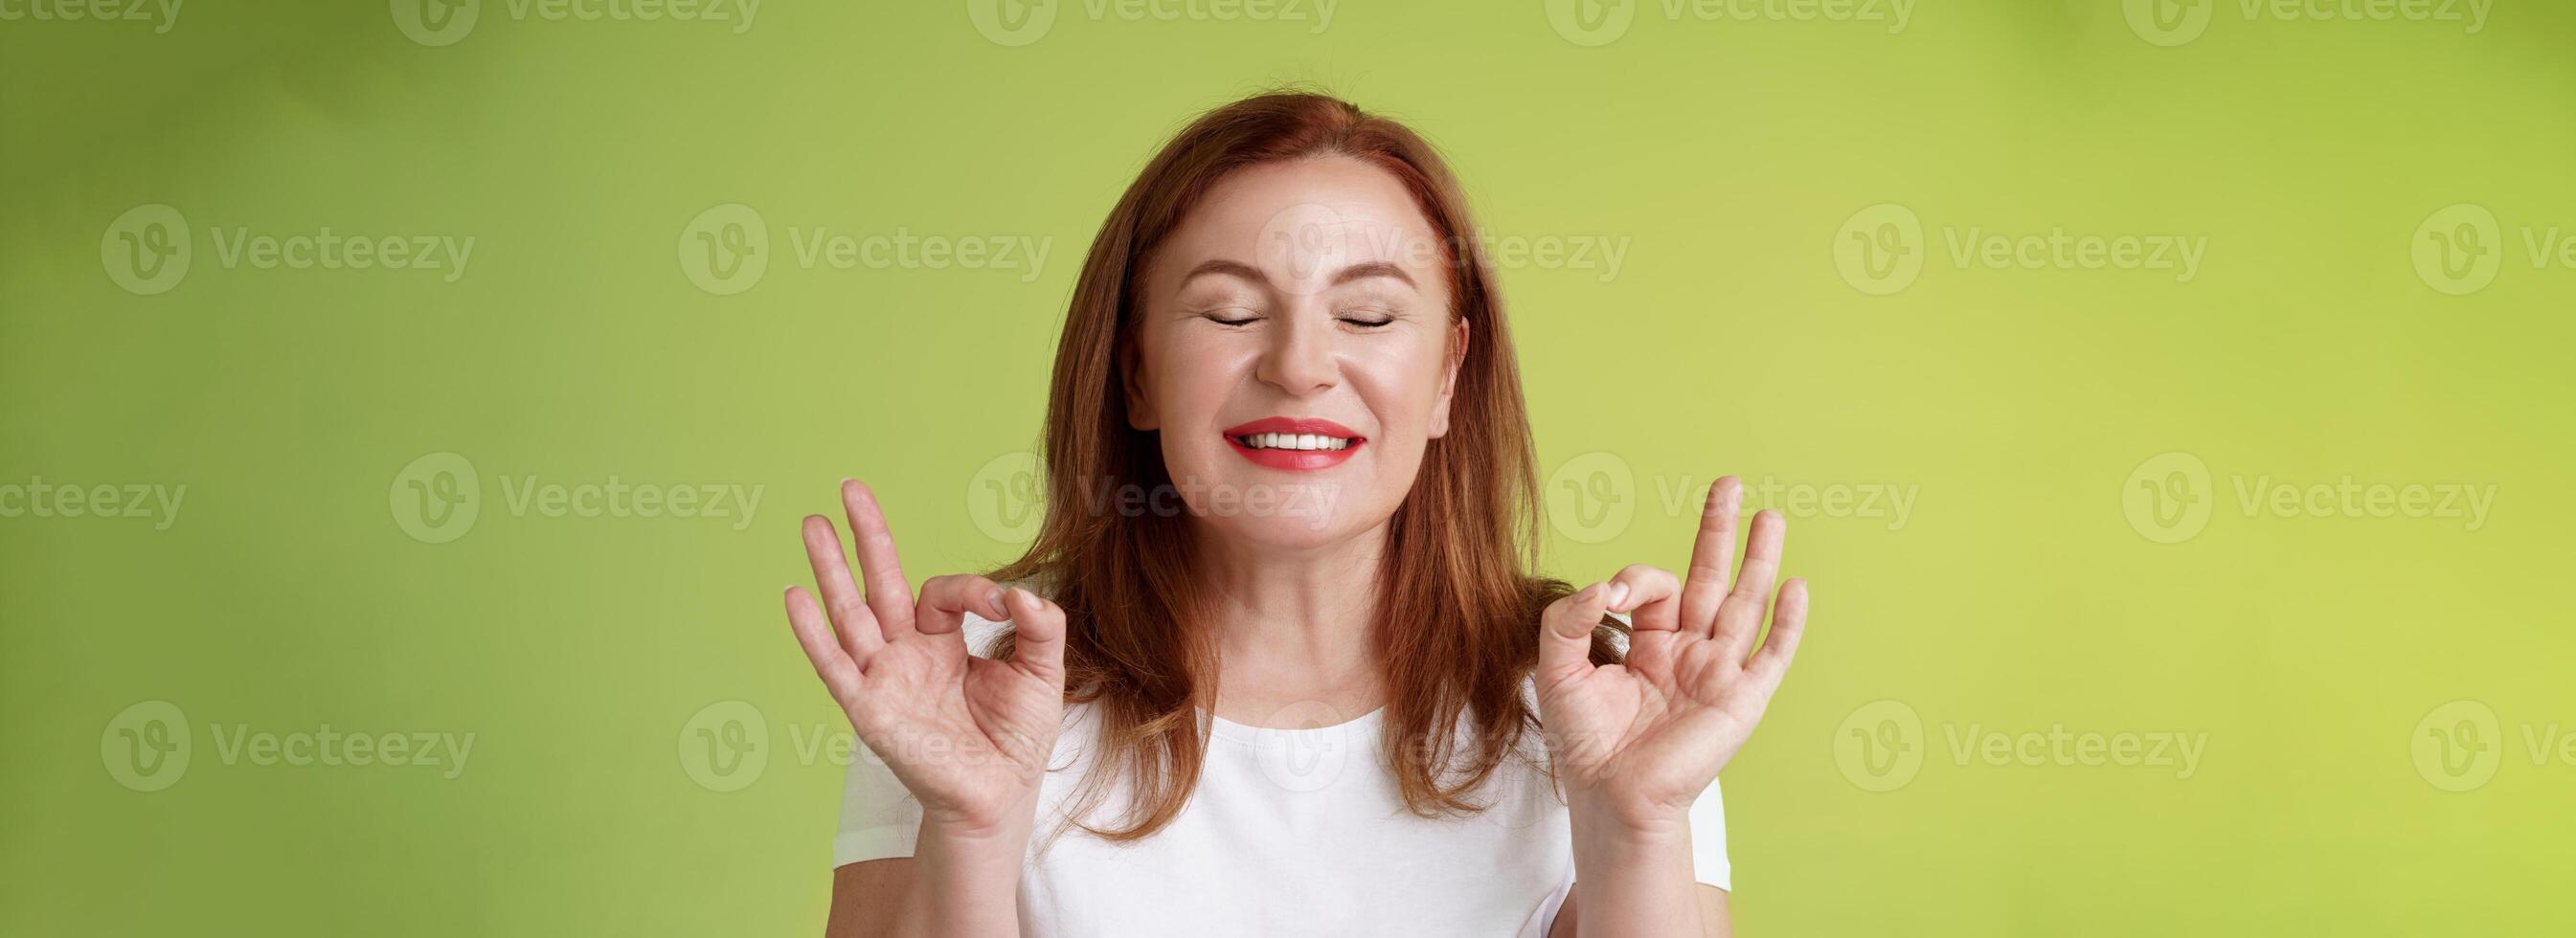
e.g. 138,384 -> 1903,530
1205,309 -> 1262,326
1338,305 -> 1397,328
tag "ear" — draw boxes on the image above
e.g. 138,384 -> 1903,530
1121,333 -> 1160,432
1427,317 -> 1469,439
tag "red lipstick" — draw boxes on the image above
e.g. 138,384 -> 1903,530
1221,417 -> 1365,471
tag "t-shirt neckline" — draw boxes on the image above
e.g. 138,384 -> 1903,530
1203,704 -> 1388,745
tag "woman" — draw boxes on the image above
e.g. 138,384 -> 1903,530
783,91 -> 1810,937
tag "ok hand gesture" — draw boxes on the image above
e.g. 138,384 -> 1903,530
782,480 -> 1068,835
1533,476 -> 1812,833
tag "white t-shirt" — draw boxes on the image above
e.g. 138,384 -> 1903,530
833,611 -> 1729,937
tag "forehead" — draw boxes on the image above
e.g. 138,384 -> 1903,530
1153,154 -> 1452,284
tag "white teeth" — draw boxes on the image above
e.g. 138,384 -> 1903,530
1234,433 -> 1354,451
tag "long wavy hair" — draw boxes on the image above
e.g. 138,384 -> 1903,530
988,90 -> 1623,841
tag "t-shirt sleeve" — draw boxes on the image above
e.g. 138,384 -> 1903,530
1689,775 -> 1732,891
829,610 -> 1010,868
831,729 -> 923,867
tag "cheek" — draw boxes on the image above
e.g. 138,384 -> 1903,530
1146,330 -> 1243,401
1349,338 -> 1453,427
1148,324 -> 1226,384
1142,330 -> 1261,451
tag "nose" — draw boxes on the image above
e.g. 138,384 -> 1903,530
1254,309 -> 1339,397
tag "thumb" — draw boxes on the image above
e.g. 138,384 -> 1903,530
1537,581 -> 1612,690
1005,587 -> 1068,688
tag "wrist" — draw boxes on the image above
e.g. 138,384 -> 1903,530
1567,788 -> 1691,847
906,814 -> 1033,938
919,824 -> 1029,864
921,803 -> 1034,843
917,801 -> 1038,870
1565,805 -> 1704,938
919,776 -> 1045,841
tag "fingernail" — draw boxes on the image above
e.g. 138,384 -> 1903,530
1009,587 -> 1033,609
1605,582 -> 1631,609
1575,583 -> 1601,603
986,588 -> 1006,612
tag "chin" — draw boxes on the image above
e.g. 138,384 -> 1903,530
1161,462 -> 1367,548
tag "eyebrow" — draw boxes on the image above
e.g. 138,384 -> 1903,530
1179,258 -> 1415,289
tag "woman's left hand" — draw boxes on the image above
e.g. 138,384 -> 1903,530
1534,475 -> 1812,835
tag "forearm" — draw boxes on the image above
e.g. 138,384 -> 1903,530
1566,802 -> 1704,938
894,815 -> 1031,938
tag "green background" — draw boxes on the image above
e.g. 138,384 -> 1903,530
5,0 -> 2571,934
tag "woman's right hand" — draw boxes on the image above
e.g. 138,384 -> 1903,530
783,479 -> 1068,836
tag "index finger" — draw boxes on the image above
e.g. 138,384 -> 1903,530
1678,476 -> 1743,638
841,479 -> 916,638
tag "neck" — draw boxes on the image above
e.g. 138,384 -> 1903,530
1193,519 -> 1390,723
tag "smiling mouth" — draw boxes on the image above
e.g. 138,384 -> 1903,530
1231,433 -> 1355,451
1220,418 -> 1366,470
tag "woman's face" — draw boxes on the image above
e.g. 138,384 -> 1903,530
1126,154 -> 1467,553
